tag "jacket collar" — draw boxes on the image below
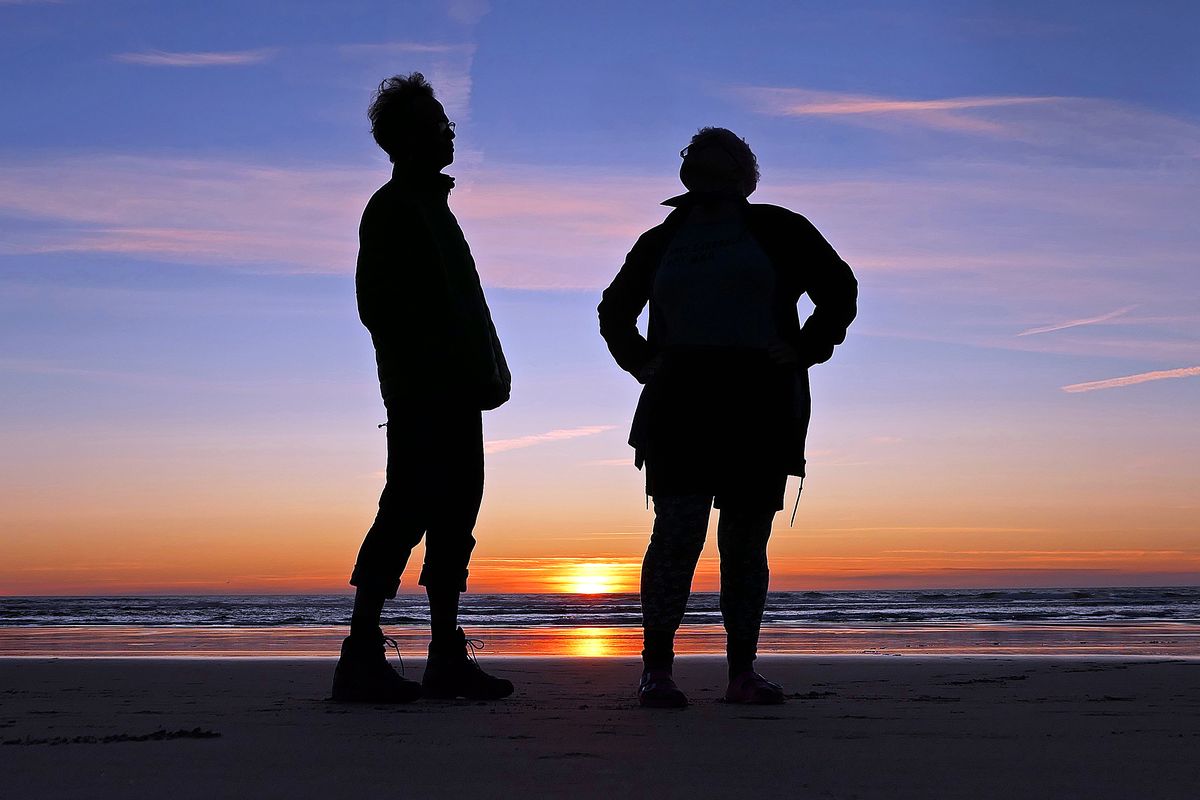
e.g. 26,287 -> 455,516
390,165 -> 455,195
661,189 -> 749,208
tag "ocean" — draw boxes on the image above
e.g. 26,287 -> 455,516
3,588 -> 1199,657
4,587 -> 1200,628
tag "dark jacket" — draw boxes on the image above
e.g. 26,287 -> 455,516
597,194 -> 858,478
356,169 -> 510,411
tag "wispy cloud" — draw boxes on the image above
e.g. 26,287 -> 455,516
337,42 -> 474,56
733,86 -> 1200,160
113,49 -> 277,67
736,86 -> 1060,134
339,41 -> 477,122
0,155 -> 668,283
446,0 -> 490,25
582,458 -> 633,467
485,425 -> 616,454
1062,366 -> 1200,393
1018,305 -> 1138,336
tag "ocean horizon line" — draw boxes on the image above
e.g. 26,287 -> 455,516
5,584 -> 1200,600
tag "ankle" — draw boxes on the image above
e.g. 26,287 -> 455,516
349,621 -> 382,641
430,625 -> 461,643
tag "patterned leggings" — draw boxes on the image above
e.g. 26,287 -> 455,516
641,494 -> 776,673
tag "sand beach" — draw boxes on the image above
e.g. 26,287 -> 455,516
2,655 -> 1198,799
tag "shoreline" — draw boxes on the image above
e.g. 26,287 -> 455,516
3,621 -> 1199,658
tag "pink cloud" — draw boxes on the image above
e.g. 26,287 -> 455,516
734,86 -> 1200,159
485,425 -> 616,454
736,87 -> 1061,135
1062,366 -> 1200,393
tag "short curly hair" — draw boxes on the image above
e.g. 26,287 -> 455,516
686,127 -> 760,196
368,72 -> 437,162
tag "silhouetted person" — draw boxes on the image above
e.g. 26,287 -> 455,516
599,128 -> 857,707
332,73 -> 513,703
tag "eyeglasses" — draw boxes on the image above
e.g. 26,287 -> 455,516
438,120 -> 456,135
680,140 -> 738,163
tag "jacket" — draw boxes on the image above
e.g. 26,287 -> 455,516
356,169 -> 510,411
597,194 -> 858,477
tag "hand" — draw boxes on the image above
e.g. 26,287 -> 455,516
767,342 -> 800,367
636,353 -> 665,383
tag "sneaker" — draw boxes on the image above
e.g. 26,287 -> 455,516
638,669 -> 688,709
330,631 -> 423,703
724,670 -> 785,705
421,628 -> 514,700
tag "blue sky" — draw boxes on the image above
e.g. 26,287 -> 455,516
1,0 -> 1197,593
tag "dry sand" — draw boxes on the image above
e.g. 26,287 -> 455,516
2,656 -> 1198,799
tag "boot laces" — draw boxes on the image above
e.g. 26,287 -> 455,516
382,635 -> 406,676
463,636 -> 486,665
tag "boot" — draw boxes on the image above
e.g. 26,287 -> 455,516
331,631 -> 423,703
421,627 -> 514,700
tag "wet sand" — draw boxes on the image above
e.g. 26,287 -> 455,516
4,621 -> 1199,657
2,656 -> 1198,799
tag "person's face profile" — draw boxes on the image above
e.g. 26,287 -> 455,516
405,97 -> 455,170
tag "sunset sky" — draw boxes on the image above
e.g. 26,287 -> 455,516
1,0 -> 1197,595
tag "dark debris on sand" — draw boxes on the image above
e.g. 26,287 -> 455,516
3,727 -> 221,746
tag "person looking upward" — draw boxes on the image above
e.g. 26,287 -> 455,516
332,73 -> 513,704
599,127 -> 858,707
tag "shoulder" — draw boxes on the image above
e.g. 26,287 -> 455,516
360,181 -> 424,234
747,202 -> 828,243
747,202 -> 811,227
632,208 -> 688,251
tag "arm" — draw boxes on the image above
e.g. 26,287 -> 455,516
354,196 -> 448,377
791,215 -> 858,367
598,231 -> 658,382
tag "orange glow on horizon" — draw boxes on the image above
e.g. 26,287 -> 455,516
557,561 -> 633,595
3,514 -> 1199,595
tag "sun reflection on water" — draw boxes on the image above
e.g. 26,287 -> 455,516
564,627 -> 616,658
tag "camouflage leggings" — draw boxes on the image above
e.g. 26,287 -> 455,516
641,494 -> 776,670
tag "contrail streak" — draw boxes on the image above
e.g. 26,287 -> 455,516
1062,366 -> 1200,393
485,425 -> 616,454
1018,305 -> 1136,336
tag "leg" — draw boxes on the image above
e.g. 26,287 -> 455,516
418,405 -> 482,640
333,414 -> 426,702
350,589 -> 386,639
716,504 -> 776,678
640,494 -> 713,671
426,587 -> 461,640
348,415 -> 427,633
418,407 -> 510,701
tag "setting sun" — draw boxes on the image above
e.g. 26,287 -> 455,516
560,562 -> 634,595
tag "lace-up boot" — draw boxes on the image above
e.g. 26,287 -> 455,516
331,630 -> 423,703
421,627 -> 514,700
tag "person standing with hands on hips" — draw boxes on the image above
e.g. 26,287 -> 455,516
599,127 -> 858,707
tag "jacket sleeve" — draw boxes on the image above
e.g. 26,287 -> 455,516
792,215 -> 858,368
356,200 -> 409,338
598,230 -> 657,381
